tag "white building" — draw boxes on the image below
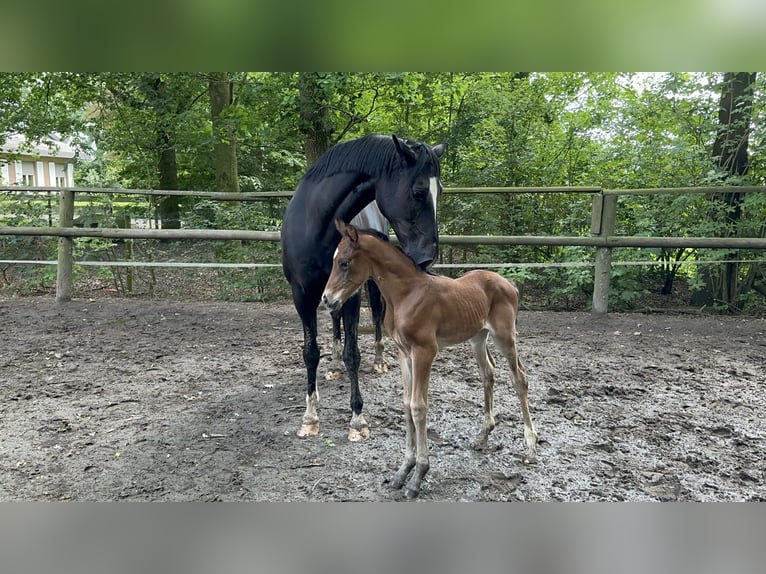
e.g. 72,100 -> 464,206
0,133 -> 77,188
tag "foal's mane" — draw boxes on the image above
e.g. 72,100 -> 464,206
303,134 -> 441,182
355,227 -> 426,273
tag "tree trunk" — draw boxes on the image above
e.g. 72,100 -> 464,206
707,72 -> 756,310
298,72 -> 333,165
150,75 -> 182,230
208,72 -> 239,193
157,128 -> 181,229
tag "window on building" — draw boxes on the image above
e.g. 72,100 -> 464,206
21,174 -> 35,186
56,176 -> 67,187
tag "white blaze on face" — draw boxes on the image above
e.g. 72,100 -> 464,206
429,176 -> 439,223
333,247 -> 339,261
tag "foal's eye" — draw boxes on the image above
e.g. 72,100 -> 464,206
339,259 -> 350,270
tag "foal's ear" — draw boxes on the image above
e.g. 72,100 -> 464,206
392,134 -> 417,165
334,218 -> 358,243
432,142 -> 447,158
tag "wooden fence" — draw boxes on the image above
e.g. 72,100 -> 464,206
2,185 -> 766,312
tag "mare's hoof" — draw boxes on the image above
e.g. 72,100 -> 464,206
373,362 -> 389,374
297,422 -> 320,437
347,426 -> 371,442
324,369 -> 343,381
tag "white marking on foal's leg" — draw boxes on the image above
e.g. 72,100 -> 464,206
297,391 -> 320,437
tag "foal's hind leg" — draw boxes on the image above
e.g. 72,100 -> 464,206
494,325 -> 538,463
325,310 -> 344,381
470,330 -> 497,449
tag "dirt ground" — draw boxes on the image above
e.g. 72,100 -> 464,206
1,296 -> 764,501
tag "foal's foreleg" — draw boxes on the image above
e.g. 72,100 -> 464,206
403,347 -> 435,499
341,293 -> 369,442
391,352 -> 416,490
471,331 -> 497,449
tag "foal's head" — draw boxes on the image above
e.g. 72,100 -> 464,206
322,220 -> 373,313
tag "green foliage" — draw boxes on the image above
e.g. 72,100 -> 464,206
3,72 -> 765,311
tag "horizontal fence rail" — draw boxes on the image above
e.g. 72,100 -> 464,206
4,225 -> 766,250
2,184 -> 766,311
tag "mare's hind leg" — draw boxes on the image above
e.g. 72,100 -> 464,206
367,280 -> 388,373
325,310 -> 344,381
293,289 -> 321,437
341,292 -> 370,442
470,330 -> 497,449
494,322 -> 538,463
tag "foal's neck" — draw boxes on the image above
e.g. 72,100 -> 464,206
361,235 -> 426,300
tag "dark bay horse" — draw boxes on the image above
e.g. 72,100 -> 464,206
281,134 -> 446,441
327,201 -> 388,380
322,220 -> 538,499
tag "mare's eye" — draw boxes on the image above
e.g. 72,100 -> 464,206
340,259 -> 350,270
412,185 -> 429,198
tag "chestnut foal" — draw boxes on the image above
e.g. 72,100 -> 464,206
322,220 -> 538,499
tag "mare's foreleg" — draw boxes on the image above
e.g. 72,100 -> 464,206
391,352 -> 416,490
325,310 -> 344,381
470,331 -> 497,449
342,293 -> 369,441
367,280 -> 388,373
296,301 -> 321,437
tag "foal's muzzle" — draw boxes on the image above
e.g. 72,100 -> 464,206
321,292 -> 341,313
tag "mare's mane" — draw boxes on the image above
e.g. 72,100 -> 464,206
303,134 -> 441,182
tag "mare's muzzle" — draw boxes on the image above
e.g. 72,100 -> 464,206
406,240 -> 438,270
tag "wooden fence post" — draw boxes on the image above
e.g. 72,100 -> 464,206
55,189 -> 75,303
591,192 -> 617,314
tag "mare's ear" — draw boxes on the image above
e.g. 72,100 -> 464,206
392,134 -> 417,165
432,142 -> 447,158
334,218 -> 346,234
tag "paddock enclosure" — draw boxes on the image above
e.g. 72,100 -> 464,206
1,297 -> 763,501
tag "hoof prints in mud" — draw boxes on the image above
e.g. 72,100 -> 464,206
1,299 -> 764,501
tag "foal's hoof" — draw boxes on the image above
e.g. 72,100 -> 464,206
324,369 -> 343,381
373,362 -> 389,374
297,422 -> 320,437
404,487 -> 420,500
347,426 -> 370,442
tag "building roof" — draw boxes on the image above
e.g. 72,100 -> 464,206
1,133 -> 78,160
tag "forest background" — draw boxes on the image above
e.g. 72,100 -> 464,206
1,72 -> 765,313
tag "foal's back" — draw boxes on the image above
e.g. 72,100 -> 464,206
422,270 -> 520,347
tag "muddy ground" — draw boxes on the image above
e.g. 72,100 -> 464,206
0,296 -> 764,501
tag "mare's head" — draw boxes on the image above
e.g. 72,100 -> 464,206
322,220 -> 374,313
375,135 -> 446,269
